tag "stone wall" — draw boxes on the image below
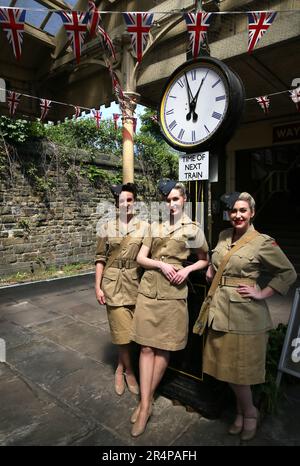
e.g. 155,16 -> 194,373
0,140 -> 123,276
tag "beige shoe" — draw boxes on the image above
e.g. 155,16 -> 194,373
114,371 -> 125,396
228,413 -> 243,435
131,409 -> 152,438
131,402 -> 153,424
124,372 -> 140,395
241,409 -> 260,441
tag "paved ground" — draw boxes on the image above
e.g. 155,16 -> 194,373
1,273 -> 300,447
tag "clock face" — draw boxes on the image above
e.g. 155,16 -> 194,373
160,61 -> 230,151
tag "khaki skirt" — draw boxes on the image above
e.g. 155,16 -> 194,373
131,294 -> 188,351
106,304 -> 135,345
203,328 -> 269,385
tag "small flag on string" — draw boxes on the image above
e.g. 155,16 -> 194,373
93,109 -> 102,128
58,11 -> 89,64
0,8 -> 26,60
255,95 -> 270,114
123,12 -> 154,63
247,11 -> 277,54
40,99 -> 52,121
184,12 -> 213,58
73,106 -> 81,118
88,1 -> 100,37
113,113 -> 120,130
7,91 -> 21,116
150,113 -> 158,123
290,87 -> 300,112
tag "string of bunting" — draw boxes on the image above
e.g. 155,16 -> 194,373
1,85 -> 300,123
0,6 -> 299,63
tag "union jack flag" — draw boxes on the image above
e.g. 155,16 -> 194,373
40,99 -> 52,121
150,113 -> 158,123
93,109 -> 102,128
58,11 -> 89,64
247,11 -> 277,54
255,95 -> 270,114
184,12 -> 213,58
73,106 -> 81,118
123,12 -> 154,63
88,2 -> 116,60
110,69 -> 124,102
113,113 -> 120,130
7,91 -> 21,116
0,8 -> 26,60
290,87 -> 300,112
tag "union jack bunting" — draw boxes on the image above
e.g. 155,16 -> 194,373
93,109 -> 102,128
110,69 -> 124,102
7,91 -> 21,116
290,87 -> 300,112
255,95 -> 270,114
88,1 -> 99,37
123,12 -> 154,63
113,113 -> 120,130
58,11 -> 89,64
184,12 -> 213,58
0,8 -> 26,60
150,113 -> 158,123
40,99 -> 52,121
247,11 -> 277,54
73,106 -> 81,118
97,22 -> 116,61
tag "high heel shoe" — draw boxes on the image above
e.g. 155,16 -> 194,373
228,413 -> 243,435
241,409 -> 260,441
131,408 -> 152,437
114,371 -> 125,396
131,402 -> 153,424
124,372 -> 140,395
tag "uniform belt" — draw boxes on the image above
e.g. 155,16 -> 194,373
219,276 -> 256,287
110,259 -> 138,269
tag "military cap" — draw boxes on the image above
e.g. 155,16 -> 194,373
220,191 -> 241,210
158,179 -> 177,197
110,184 -> 122,197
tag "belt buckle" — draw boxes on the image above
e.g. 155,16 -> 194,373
118,259 -> 123,268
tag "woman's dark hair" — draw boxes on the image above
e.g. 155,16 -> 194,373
121,183 -> 137,198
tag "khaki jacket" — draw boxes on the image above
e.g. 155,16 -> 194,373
95,217 -> 149,306
138,213 -> 208,300
209,225 -> 297,334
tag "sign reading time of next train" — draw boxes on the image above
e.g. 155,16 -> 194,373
179,152 -> 209,181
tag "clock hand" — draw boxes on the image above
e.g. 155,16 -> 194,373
184,72 -> 194,121
190,70 -> 209,122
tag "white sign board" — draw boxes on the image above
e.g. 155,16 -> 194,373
276,288 -> 300,387
179,152 -> 209,181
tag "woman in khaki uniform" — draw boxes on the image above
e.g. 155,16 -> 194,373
130,181 -> 209,437
203,192 -> 297,441
95,183 -> 148,396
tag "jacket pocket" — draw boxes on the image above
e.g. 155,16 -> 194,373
228,295 -> 271,334
138,270 -> 156,298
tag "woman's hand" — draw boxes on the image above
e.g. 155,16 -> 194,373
237,285 -> 262,300
171,268 -> 189,285
159,262 -> 177,282
95,287 -> 106,305
206,264 -> 215,283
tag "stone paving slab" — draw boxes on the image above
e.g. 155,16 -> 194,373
1,274 -> 300,447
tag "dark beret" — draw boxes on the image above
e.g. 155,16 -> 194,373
110,184 -> 122,197
158,179 -> 177,197
220,192 -> 241,210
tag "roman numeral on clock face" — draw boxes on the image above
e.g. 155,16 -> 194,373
212,111 -> 222,120
178,129 -> 185,140
169,120 -> 177,130
166,109 -> 174,115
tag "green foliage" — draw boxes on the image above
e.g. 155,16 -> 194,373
0,116 -> 45,143
139,108 -> 163,141
135,132 -> 178,196
24,162 -> 55,194
254,323 -> 287,414
44,118 -> 122,156
18,219 -> 31,232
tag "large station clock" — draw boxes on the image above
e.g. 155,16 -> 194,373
159,57 -> 245,152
